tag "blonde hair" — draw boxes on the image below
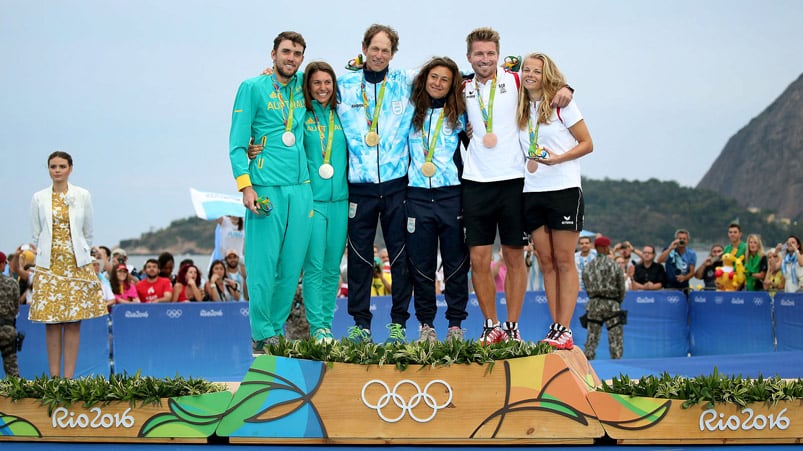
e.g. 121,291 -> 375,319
746,233 -> 765,257
516,53 -> 567,130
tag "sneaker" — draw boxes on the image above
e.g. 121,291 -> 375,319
506,328 -> 523,343
553,328 -> 574,350
479,319 -> 506,345
252,336 -> 281,355
384,323 -> 407,345
445,326 -> 464,342
417,324 -> 437,344
346,325 -> 372,343
312,328 -> 335,344
503,321 -> 523,343
252,338 -> 267,355
540,323 -> 561,346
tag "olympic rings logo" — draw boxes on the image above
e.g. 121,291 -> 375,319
165,309 -> 183,319
239,307 -> 249,317
361,379 -> 452,423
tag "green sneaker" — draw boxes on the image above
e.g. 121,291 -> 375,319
312,328 -> 335,344
384,323 -> 407,345
345,325 -> 372,343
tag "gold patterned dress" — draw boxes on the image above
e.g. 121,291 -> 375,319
28,191 -> 106,323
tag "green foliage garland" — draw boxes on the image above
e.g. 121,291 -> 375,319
601,368 -> 803,409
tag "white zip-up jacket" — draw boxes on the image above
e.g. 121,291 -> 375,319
31,183 -> 94,269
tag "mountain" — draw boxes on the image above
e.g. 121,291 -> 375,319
697,73 -> 803,220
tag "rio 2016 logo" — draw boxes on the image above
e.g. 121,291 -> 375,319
699,407 -> 789,432
51,406 -> 136,429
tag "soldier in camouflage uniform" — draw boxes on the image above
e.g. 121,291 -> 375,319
0,252 -> 21,376
581,237 -> 626,360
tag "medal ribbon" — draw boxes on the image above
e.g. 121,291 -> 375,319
422,108 -> 445,164
474,73 -> 497,133
271,75 -> 296,135
527,115 -> 541,157
312,107 -> 336,164
361,77 -> 387,139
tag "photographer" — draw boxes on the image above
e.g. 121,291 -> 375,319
656,229 -> 697,291
370,257 -> 392,296
0,252 -> 21,376
694,244 -> 725,290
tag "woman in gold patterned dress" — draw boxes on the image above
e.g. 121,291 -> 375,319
28,151 -> 106,378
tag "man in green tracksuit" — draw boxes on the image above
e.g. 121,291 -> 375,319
229,31 -> 313,350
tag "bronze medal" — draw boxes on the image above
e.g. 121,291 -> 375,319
526,159 -> 539,174
482,133 -> 497,148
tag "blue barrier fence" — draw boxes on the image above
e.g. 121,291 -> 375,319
4,291 -> 801,379
774,292 -> 803,351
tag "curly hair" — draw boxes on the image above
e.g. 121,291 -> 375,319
410,57 -> 465,131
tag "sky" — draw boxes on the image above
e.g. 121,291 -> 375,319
1,0 -> 801,251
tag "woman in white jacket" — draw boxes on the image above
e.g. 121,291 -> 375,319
29,151 -> 106,378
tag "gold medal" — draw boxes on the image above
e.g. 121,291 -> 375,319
482,133 -> 497,148
318,163 -> 334,179
282,131 -> 296,147
365,131 -> 380,146
526,159 -> 539,174
421,161 -> 437,177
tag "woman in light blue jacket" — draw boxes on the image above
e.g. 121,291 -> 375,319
29,151 -> 106,378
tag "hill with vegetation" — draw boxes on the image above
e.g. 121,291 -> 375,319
697,73 -> 803,221
118,217 -> 215,254
582,178 -> 799,249
117,179 -> 801,254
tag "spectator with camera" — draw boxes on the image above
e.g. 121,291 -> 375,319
778,235 -> 802,293
0,252 -> 20,376
110,248 -> 140,282
614,241 -> 641,272
656,229 -> 697,291
694,244 -> 725,290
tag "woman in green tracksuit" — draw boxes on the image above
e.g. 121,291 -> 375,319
247,60 -> 348,343
299,62 -> 349,343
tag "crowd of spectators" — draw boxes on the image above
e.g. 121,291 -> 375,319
4,224 -> 801,313
573,224 -> 802,294
2,244 -> 249,308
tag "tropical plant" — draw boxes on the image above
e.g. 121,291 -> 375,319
0,373 -> 226,414
264,337 -> 553,370
600,368 -> 803,409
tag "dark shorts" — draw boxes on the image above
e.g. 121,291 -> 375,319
463,178 -> 527,247
523,187 -> 584,232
